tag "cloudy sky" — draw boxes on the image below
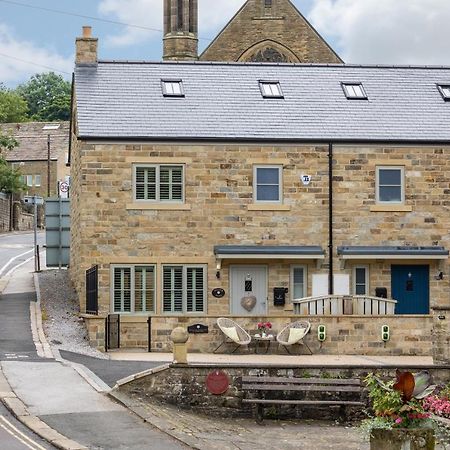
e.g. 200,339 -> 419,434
1,0 -> 450,87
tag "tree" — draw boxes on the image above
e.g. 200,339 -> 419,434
16,72 -> 71,122
0,132 -> 24,193
0,84 -> 28,123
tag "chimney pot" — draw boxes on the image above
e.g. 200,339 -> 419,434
82,26 -> 92,38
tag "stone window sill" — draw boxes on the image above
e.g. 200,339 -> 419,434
126,203 -> 191,211
370,204 -> 412,212
247,204 -> 291,211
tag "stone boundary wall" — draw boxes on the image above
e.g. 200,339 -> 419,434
83,314 -> 434,357
0,193 -> 10,232
118,364 -> 450,419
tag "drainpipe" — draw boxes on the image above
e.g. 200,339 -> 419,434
328,143 -> 334,295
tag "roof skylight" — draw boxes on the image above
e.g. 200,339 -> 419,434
437,85 -> 450,101
161,80 -> 184,97
259,81 -> 283,98
342,83 -> 367,100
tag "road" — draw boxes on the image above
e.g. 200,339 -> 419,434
0,232 -> 45,278
0,232 -> 54,449
0,403 -> 53,450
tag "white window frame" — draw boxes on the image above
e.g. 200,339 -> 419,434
376,166 -> 405,204
34,175 -> 41,187
353,265 -> 369,296
161,79 -> 184,97
259,81 -> 284,98
110,265 -> 156,314
290,265 -> 307,301
437,84 -> 450,101
26,175 -> 33,187
253,165 -> 283,204
162,264 -> 207,314
342,82 -> 367,100
133,164 -> 185,203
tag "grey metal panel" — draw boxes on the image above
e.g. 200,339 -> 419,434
75,61 -> 450,142
214,245 -> 324,255
337,246 -> 449,256
45,198 -> 70,267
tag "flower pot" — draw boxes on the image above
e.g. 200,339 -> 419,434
370,428 -> 435,450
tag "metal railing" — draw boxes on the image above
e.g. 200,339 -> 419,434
293,295 -> 397,316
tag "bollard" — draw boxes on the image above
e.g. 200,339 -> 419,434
170,327 -> 189,364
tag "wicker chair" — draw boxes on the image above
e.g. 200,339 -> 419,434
276,320 -> 312,355
214,318 -> 252,354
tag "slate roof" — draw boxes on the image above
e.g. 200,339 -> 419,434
74,61 -> 450,142
0,122 -> 70,161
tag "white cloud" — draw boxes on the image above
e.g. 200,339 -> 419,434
0,24 -> 73,86
98,0 -> 245,47
309,0 -> 450,64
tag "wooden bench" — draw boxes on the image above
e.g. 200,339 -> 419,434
241,376 -> 365,422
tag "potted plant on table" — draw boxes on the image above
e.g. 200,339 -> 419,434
361,370 -> 437,450
257,321 -> 272,337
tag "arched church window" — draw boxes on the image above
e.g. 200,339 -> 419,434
249,47 -> 289,63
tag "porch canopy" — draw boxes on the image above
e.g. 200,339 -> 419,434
214,245 -> 325,263
337,246 -> 449,260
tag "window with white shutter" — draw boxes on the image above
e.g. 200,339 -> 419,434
112,265 -> 155,313
134,165 -> 184,202
163,265 -> 206,313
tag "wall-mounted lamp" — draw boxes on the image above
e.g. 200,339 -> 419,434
318,324 -> 326,342
434,271 -> 444,280
216,261 -> 221,279
381,325 -> 390,342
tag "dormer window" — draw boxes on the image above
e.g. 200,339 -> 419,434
342,83 -> 367,100
437,85 -> 450,101
259,81 -> 283,98
161,80 -> 184,97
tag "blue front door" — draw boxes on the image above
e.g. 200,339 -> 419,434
391,265 -> 429,314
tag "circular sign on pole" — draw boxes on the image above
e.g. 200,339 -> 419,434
206,370 -> 230,395
60,182 -> 69,193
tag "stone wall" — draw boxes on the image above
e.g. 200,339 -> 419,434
70,141 -> 450,358
83,314 -> 434,357
118,364 -> 450,418
200,0 -> 342,63
0,193 -> 11,232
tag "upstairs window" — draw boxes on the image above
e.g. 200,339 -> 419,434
259,81 -> 284,98
254,165 -> 282,203
134,165 -> 184,202
161,80 -> 184,97
342,83 -> 367,100
437,85 -> 450,101
376,166 -> 405,204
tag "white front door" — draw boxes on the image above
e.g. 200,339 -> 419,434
230,265 -> 267,315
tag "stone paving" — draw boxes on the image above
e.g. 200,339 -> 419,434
113,390 -> 370,450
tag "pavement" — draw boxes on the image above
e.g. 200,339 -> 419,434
0,258 -> 186,450
0,250 -> 442,450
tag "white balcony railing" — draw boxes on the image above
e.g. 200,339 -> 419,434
293,295 -> 397,316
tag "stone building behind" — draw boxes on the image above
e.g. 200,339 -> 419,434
163,0 -> 342,63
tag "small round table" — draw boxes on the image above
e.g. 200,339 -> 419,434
253,334 -> 274,354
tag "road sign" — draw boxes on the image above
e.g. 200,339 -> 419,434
59,182 -> 69,193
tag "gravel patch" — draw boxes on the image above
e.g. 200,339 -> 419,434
38,269 -> 109,359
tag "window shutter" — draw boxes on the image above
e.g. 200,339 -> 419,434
135,266 -> 155,313
187,267 -> 204,312
114,268 -> 131,312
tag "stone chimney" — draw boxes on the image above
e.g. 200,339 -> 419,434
76,26 -> 98,65
163,0 -> 198,61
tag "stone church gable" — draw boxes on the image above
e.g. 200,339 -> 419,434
199,0 -> 342,63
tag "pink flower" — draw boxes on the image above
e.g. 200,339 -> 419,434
395,417 -> 403,424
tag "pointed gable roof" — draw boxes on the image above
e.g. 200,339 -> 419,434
200,0 -> 342,63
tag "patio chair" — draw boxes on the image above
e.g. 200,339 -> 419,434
276,320 -> 312,355
213,318 -> 252,354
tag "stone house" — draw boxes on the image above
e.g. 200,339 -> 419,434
1,122 -> 70,198
163,0 -> 342,64
70,29 -> 450,360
